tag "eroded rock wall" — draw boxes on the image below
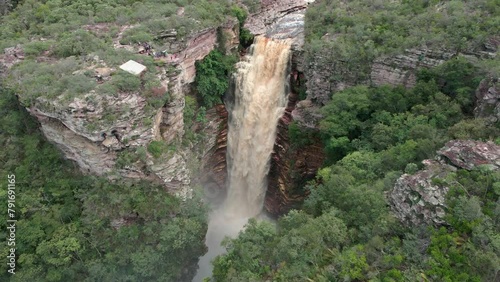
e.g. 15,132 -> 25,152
245,0 -> 309,36
370,48 -> 455,88
2,19 -> 239,195
389,140 -> 500,227
266,86 -> 325,216
200,105 -> 228,202
300,37 -> 498,128
161,20 -> 238,143
474,77 -> 500,123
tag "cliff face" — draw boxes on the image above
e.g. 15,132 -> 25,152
1,19 -> 239,195
474,77 -> 500,123
245,0 -> 314,50
157,20 -> 238,144
197,0 -> 321,214
2,0 -> 317,208
266,82 -> 325,216
245,0 -> 310,35
299,38 -> 499,129
246,0 -> 323,215
200,105 -> 228,204
389,140 -> 500,227
370,48 -> 455,88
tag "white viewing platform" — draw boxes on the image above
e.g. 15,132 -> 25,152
119,60 -> 147,76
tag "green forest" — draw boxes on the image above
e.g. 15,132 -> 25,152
212,57 -> 500,282
1,0 -> 499,281
0,88 -> 209,281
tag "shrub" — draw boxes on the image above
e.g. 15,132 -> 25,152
57,74 -> 95,99
147,140 -> 167,158
196,106 -> 206,123
97,83 -> 118,96
184,95 -> 197,129
289,121 -> 319,148
120,27 -> 154,45
239,28 -> 254,48
53,29 -> 105,58
146,92 -> 170,109
194,50 -> 236,107
241,0 -> 261,13
23,40 -> 53,56
112,71 -> 141,92
116,149 -> 141,168
231,5 -> 247,25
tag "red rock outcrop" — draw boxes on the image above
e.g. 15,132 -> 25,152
265,68 -> 325,216
437,140 -> 500,170
200,105 -> 228,201
162,19 -> 239,143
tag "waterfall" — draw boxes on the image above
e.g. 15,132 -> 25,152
225,36 -> 291,218
193,36 -> 291,281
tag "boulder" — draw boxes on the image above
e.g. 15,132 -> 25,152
389,140 -> 500,227
474,77 -> 500,123
389,160 -> 452,226
437,140 -> 500,170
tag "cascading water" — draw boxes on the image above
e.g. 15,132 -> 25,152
193,36 -> 291,281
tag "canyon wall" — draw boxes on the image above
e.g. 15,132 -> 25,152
239,0 -> 322,215
1,19 -> 239,196
199,0 -> 320,215
2,0 -> 316,206
298,37 -> 499,130
4,0 -> 497,215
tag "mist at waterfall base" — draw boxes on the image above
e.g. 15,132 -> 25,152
192,37 -> 292,281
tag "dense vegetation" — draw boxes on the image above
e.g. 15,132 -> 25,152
0,88 -> 208,281
193,4 -> 252,109
0,0 -> 243,123
212,54 -> 500,282
1,0 -> 499,281
194,50 -> 237,108
320,57 -> 489,163
0,0 -> 236,50
304,0 -> 500,87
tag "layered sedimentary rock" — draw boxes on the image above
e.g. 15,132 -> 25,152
200,105 -> 228,203
159,19 -> 238,144
390,160 -> 452,226
389,140 -> 500,227
437,140 -> 500,170
371,41 -> 495,89
370,48 -> 455,88
301,37 -> 499,129
32,111 -> 117,175
245,0 -> 313,38
266,88 -> 325,216
2,19 -> 238,195
474,77 -> 500,123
